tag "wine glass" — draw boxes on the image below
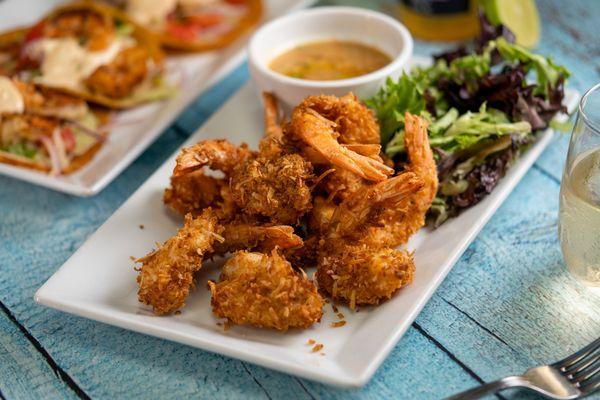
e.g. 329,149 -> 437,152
559,82 -> 600,287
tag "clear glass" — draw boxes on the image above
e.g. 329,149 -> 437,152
559,82 -> 600,287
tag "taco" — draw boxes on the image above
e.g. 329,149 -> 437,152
10,1 -> 174,109
0,28 -> 28,76
115,0 -> 263,52
0,76 -> 106,175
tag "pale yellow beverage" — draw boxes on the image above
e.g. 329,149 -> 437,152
559,148 -> 600,286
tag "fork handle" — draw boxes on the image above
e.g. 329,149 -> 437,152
445,376 -> 525,400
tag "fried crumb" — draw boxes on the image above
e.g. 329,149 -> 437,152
331,321 -> 346,328
139,224 -> 145,229
312,344 -> 324,353
331,304 -> 339,313
336,312 -> 344,319
129,255 -> 136,261
307,339 -> 316,345
174,310 -> 181,315
324,298 -> 330,304
223,321 -> 232,331
216,322 -> 223,326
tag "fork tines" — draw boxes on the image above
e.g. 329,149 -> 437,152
554,337 -> 600,392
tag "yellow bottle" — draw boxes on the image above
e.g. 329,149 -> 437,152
397,0 -> 480,42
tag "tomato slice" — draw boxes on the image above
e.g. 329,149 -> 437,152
24,21 -> 45,44
60,127 -> 76,153
186,13 -> 223,29
166,22 -> 199,41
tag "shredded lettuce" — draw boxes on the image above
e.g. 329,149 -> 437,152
1,142 -> 38,159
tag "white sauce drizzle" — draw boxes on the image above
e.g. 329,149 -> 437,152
0,76 -> 24,115
127,0 -> 177,27
27,37 -> 132,91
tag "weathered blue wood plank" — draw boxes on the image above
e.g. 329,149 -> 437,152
0,307 -> 79,400
1,0 -> 599,399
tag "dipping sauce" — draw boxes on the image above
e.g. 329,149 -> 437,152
269,40 -> 392,81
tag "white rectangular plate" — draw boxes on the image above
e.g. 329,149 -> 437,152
35,61 -> 579,386
0,0 -> 313,196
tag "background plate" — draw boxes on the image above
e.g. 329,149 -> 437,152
0,0 -> 314,196
35,59 -> 579,386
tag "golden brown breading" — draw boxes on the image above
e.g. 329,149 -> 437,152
164,139 -> 253,219
297,93 -> 380,145
364,113 -> 438,248
137,209 -> 223,315
43,9 -> 115,51
214,222 -> 303,255
85,46 -> 149,99
316,244 -> 415,308
230,153 -> 314,225
163,171 -> 223,217
288,105 -> 393,182
313,172 -> 423,307
209,250 -> 323,331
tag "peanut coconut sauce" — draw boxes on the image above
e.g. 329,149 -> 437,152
269,40 -> 392,81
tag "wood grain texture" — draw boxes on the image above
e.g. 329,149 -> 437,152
1,0 -> 599,399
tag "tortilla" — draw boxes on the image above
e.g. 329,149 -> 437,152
156,0 -> 263,52
0,139 -> 104,175
18,1 -> 169,109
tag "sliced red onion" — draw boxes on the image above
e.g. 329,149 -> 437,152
39,136 -> 61,176
52,128 -> 69,170
68,121 -> 106,141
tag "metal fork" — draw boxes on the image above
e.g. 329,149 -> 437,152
446,337 -> 600,400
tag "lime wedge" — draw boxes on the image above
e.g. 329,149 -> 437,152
481,0 -> 541,48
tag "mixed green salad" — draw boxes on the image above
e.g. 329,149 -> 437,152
367,18 -> 570,226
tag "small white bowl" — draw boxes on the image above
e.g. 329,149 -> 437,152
248,6 -> 413,107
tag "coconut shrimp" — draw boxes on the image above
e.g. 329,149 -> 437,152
365,113 -> 438,248
289,105 -> 393,182
230,93 -> 314,225
137,209 -> 223,315
164,139 -> 252,218
316,244 -> 415,308
314,172 -> 424,307
298,93 -> 380,145
209,250 -> 323,331
214,221 -> 303,255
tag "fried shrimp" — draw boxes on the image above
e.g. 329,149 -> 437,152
209,250 -> 323,331
314,172 -> 423,307
316,244 -> 415,308
42,9 -> 115,51
230,94 -> 314,224
297,93 -> 380,144
173,139 -> 251,178
230,153 -> 314,225
289,106 -> 393,182
164,139 -> 252,217
214,222 -> 303,255
366,113 -> 438,248
85,46 -> 149,99
137,209 -> 223,315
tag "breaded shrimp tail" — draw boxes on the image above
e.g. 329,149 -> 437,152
209,250 -> 323,331
137,209 -> 224,315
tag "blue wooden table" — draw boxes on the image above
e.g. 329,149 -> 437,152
1,1 -> 599,399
